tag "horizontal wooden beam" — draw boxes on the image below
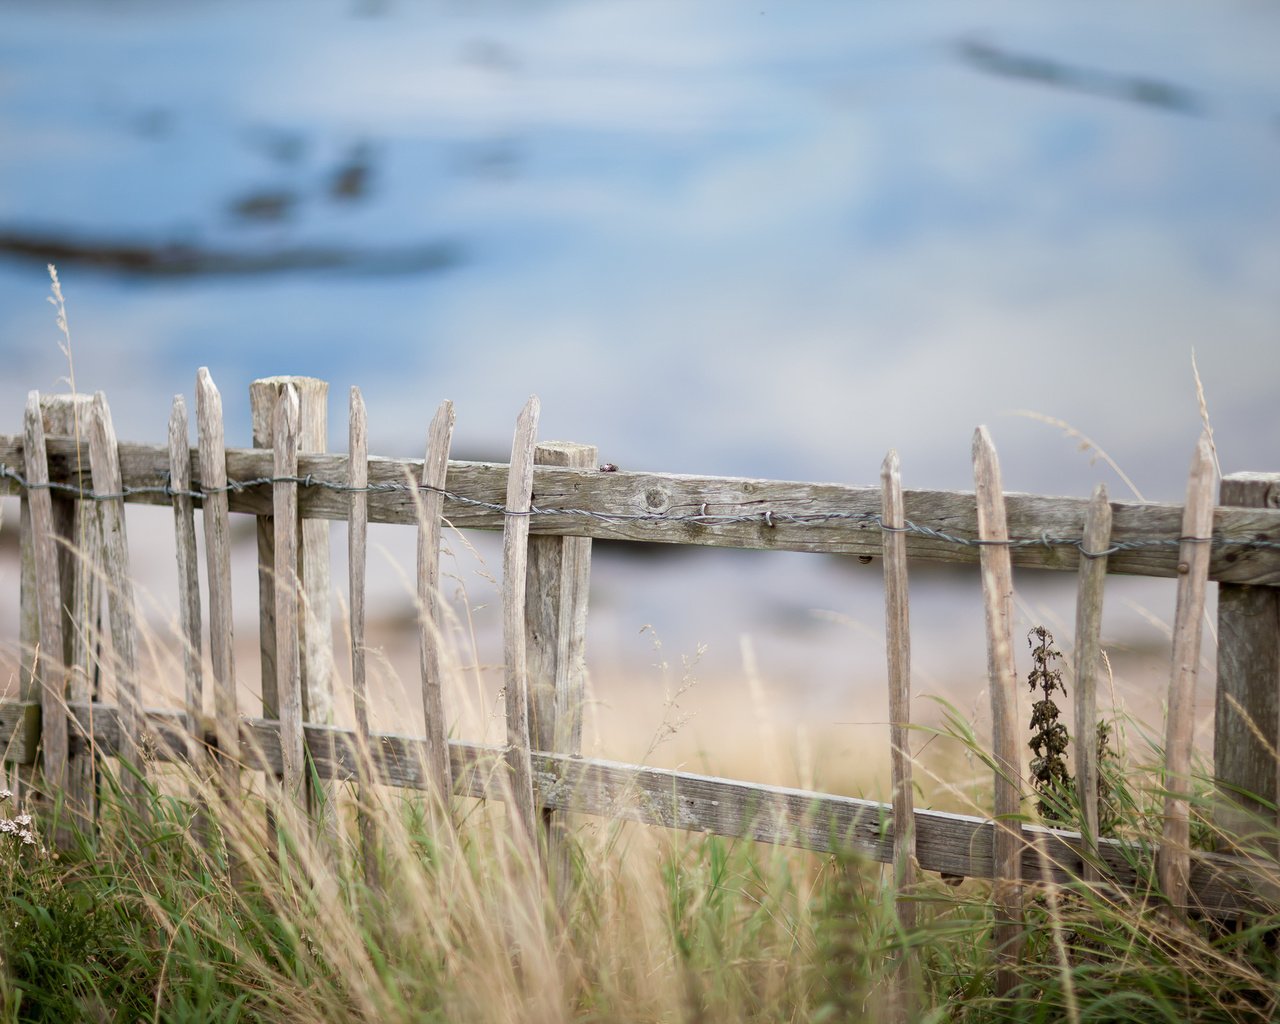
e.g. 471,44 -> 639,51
2,435 -> 1279,582
0,699 -> 1266,916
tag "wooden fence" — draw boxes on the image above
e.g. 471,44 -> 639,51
2,372 -> 1280,999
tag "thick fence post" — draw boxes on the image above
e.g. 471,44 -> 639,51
526,440 -> 596,907
1158,434 -> 1215,913
1213,472 -> 1280,848
23,393 -> 71,842
31,394 -> 101,830
250,377 -> 336,832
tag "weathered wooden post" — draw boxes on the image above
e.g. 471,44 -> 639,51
22,393 -> 72,842
503,397 -> 541,853
250,377 -> 336,829
30,395 -> 102,830
526,440 -> 596,909
972,426 -> 1023,997
1158,435 -> 1215,913
196,369 -> 245,887
1213,472 -> 1280,849
87,392 -> 147,809
881,449 -> 919,1019
417,400 -> 457,806
1073,485 -> 1111,884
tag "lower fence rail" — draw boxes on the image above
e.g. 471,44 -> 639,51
0,697 -> 1267,919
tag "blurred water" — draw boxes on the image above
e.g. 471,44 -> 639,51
0,0 -> 1276,767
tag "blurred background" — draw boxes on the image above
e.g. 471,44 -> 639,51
0,0 -> 1277,795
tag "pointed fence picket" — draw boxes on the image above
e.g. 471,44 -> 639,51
1158,435 -> 1217,914
168,396 -> 205,786
347,386 -> 376,887
502,396 -> 542,854
1072,484 -> 1111,885
417,399 -> 456,805
880,449 -> 918,1018
972,427 -> 1024,995
195,369 -> 240,806
4,373 -> 1280,974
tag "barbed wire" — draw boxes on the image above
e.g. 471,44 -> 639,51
0,462 -> 1271,558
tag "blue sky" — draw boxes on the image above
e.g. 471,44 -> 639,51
0,0 -> 1276,500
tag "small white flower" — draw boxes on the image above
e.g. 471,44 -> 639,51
19,831 -> 35,845
0,789 -> 12,801
14,814 -> 31,828
0,820 -> 15,834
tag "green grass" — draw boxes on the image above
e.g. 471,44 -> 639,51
2,704 -> 1279,1024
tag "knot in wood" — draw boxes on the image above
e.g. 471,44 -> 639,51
1177,561 -> 1190,575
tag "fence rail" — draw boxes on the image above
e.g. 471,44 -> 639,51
4,436 -> 1280,581
0,698 -> 1265,917
2,371 -> 1279,1006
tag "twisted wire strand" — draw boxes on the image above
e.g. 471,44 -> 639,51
0,462 -> 1260,557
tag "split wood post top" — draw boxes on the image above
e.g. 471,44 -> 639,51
249,376 -> 334,728
32,394 -> 101,826
251,377 -> 337,837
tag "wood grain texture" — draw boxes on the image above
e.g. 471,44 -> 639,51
1159,435 -> 1217,911
23,392 -> 69,801
195,369 -> 239,796
348,387 -> 377,887
881,451 -> 917,930
2,697 -> 1267,917
38,394 -> 101,827
417,400 -> 456,801
254,376 -> 338,839
1213,473 -> 1280,849
6,435 -> 1280,582
882,449 -> 919,1018
503,396 -> 540,849
527,440 -> 596,907
88,392 -> 146,801
250,378 -> 333,723
972,426 -> 1023,994
272,386 -> 306,810
1073,484 -> 1111,885
168,397 -> 205,775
